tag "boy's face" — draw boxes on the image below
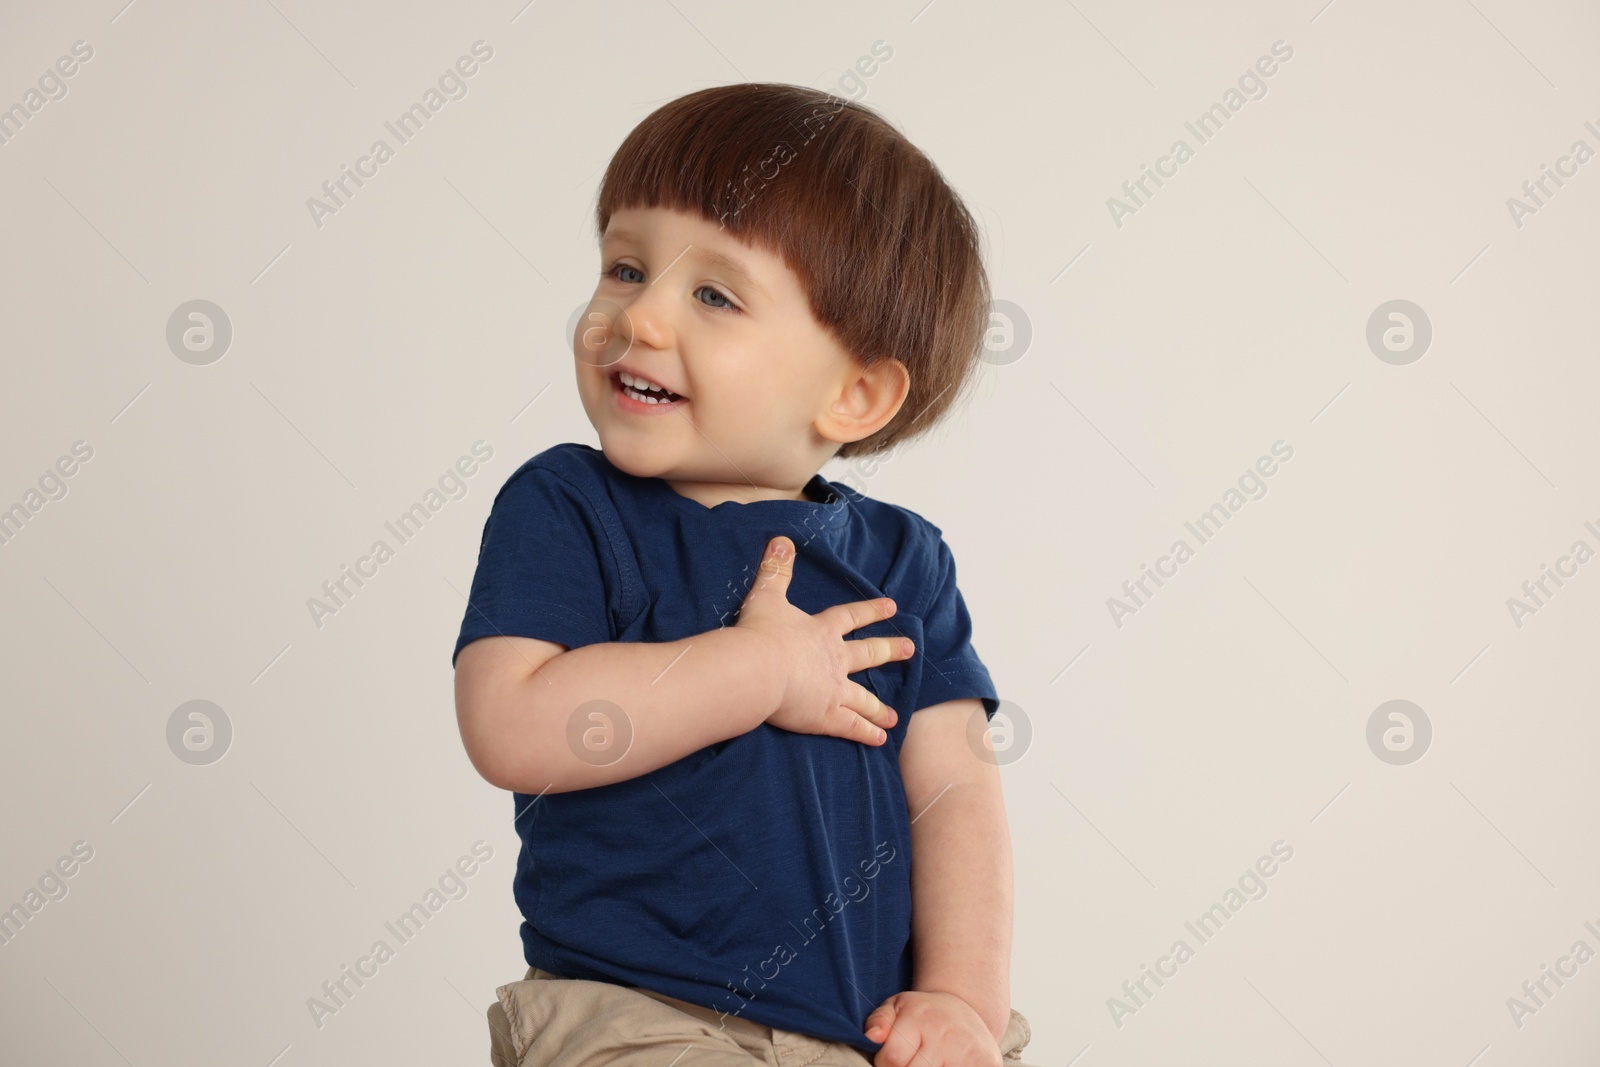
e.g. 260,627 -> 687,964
574,205 -> 868,494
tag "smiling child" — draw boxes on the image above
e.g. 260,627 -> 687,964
454,82 -> 1035,1067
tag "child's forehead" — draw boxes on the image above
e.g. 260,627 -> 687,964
603,204 -> 750,245
601,204 -> 802,284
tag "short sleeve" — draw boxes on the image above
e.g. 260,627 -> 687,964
914,532 -> 1000,720
451,463 -> 615,668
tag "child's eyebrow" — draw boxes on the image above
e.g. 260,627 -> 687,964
602,229 -> 768,300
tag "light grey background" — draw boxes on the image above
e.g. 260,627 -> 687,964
3,0 -> 1598,1063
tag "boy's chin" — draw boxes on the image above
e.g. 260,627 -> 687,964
595,439 -> 676,481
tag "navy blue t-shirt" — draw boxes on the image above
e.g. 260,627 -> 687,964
451,442 -> 998,1053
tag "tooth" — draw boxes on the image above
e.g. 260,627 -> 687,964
619,376 -> 681,404
623,370 -> 669,394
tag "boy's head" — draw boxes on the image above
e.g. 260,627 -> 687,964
574,82 -> 989,492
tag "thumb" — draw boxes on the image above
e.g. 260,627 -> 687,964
864,1001 -> 897,1043
750,536 -> 794,595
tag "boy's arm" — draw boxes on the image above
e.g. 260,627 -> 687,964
455,626 -> 782,794
899,697 -> 1013,1043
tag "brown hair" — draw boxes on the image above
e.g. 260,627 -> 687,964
594,82 -> 990,459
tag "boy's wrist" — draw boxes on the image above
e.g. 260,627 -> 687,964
717,623 -> 787,722
911,981 -> 1008,1045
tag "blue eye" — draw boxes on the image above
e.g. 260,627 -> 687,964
600,262 -> 740,313
696,286 -> 734,311
602,263 -> 645,284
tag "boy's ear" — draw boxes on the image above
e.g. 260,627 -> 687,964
816,356 -> 910,447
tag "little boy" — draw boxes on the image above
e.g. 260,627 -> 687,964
453,82 -> 1034,1067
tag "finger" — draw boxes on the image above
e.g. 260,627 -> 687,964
831,701 -> 888,745
749,536 -> 794,596
822,595 -> 895,636
855,683 -> 899,729
842,685 -> 896,734
868,1007 -> 921,1067
848,634 -> 914,674
864,1003 -> 897,1044
878,1018 -> 924,1067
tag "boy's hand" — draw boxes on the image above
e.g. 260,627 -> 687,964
864,990 -> 1002,1067
736,535 -> 912,747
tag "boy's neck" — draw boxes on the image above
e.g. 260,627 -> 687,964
661,476 -> 816,508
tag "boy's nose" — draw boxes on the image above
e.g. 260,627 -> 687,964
615,285 -> 677,351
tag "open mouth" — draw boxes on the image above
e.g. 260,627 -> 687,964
612,369 -> 686,405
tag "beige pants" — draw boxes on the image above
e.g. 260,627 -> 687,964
488,966 -> 1038,1067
